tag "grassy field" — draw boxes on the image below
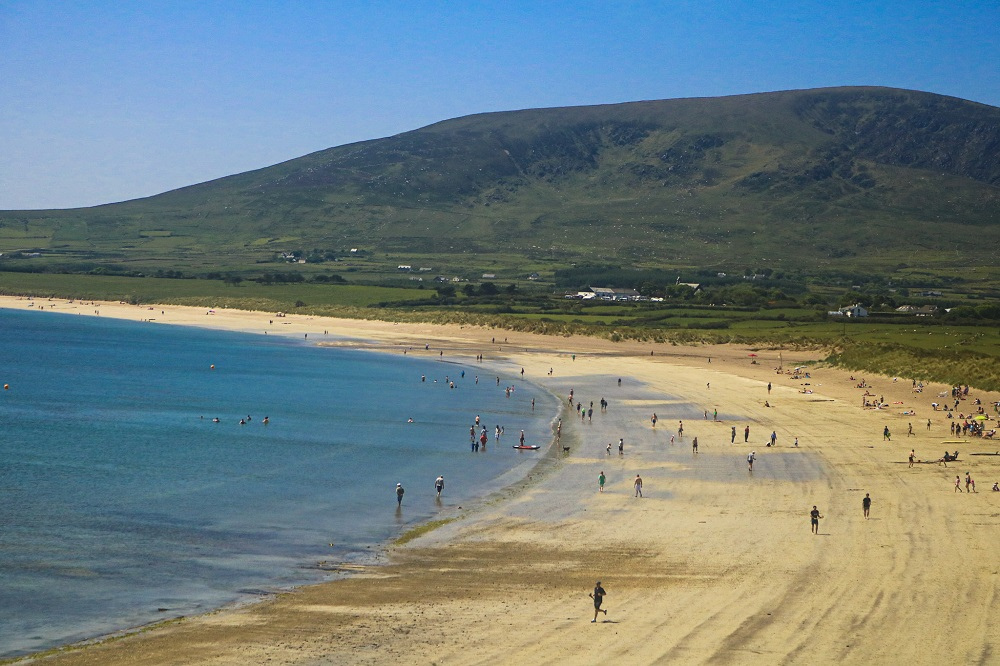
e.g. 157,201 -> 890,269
0,272 -> 429,310
4,272 -> 1000,390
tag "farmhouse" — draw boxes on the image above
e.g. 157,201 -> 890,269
588,287 -> 642,301
828,304 -> 869,317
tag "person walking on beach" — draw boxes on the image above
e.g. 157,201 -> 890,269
744,425 -> 750,443
908,422 -> 914,437
651,413 -> 657,428
396,483 -> 405,506
678,421 -> 684,437
692,437 -> 698,453
908,450 -> 915,467
731,426 -> 737,444
862,493 -> 872,519
590,581 -> 608,622
599,471 -> 606,493
883,426 -> 891,442
747,451 -> 756,472
769,431 -> 777,447
811,505 -> 823,534
434,475 -> 444,498
965,472 -> 975,493
767,382 -> 772,394
634,474 -> 643,497
955,476 -> 963,492
618,438 -> 624,455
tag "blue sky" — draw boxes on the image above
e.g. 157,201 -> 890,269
2,1 -> 998,210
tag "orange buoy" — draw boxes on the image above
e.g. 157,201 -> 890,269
210,365 -> 215,370
3,384 -> 8,390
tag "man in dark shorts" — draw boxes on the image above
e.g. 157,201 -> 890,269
396,483 -> 405,506
862,493 -> 871,519
810,505 -> 823,534
590,581 -> 607,622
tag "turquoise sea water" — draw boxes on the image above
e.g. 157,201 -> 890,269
0,308 -> 557,658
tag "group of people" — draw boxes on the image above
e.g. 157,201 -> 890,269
955,472 -> 978,493
394,474 -> 446,507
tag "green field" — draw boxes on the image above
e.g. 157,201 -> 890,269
0,272 -> 428,311
3,271 -> 999,390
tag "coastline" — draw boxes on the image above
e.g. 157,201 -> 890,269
4,295 -> 1000,665
0,296 -> 566,661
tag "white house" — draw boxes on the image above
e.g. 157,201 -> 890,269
829,304 -> 868,317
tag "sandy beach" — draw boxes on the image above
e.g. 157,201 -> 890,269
4,295 -> 1000,665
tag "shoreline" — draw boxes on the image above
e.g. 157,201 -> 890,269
1,296 -> 573,662
4,295 -> 1000,665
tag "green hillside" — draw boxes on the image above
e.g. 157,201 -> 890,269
2,86 -> 998,286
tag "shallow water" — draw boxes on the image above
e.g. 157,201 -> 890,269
0,308 -> 558,657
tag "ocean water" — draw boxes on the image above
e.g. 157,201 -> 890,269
0,308 -> 558,658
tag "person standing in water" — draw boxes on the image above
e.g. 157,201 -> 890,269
435,475 -> 444,498
396,483 -> 405,506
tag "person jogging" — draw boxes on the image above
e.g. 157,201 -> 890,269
589,581 -> 608,622
810,505 -> 823,534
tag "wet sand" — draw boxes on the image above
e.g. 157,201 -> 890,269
4,296 -> 1000,665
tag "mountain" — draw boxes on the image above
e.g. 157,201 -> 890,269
2,86 -> 999,281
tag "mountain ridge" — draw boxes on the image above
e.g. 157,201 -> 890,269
1,86 -> 998,280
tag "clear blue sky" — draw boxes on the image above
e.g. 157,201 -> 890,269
2,0 -> 998,210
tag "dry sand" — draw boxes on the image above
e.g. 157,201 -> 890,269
4,296 -> 1000,665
